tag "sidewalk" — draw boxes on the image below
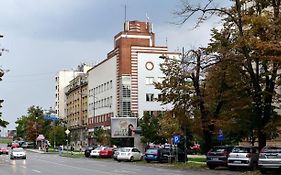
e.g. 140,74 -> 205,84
187,154 -> 206,158
26,149 -> 45,154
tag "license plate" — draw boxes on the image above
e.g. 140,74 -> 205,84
233,161 -> 241,164
147,155 -> 153,157
212,158 -> 219,161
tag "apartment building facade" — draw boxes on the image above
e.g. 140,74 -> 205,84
65,74 -> 88,146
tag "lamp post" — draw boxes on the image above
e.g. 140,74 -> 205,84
35,116 -> 38,149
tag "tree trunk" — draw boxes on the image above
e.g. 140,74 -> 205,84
258,130 -> 266,151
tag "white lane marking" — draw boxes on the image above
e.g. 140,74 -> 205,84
32,169 -> 41,173
20,165 -> 26,169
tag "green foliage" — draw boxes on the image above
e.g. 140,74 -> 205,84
139,112 -> 166,144
48,125 -> 66,146
93,128 -> 111,145
0,99 -> 9,127
15,105 -> 59,142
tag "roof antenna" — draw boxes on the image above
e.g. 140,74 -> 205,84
124,2 -> 127,22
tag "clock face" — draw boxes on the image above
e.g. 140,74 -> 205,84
145,61 -> 154,71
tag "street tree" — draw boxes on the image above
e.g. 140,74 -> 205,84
139,112 -> 166,144
176,0 -> 281,150
0,35 -> 9,128
15,106 -> 53,142
48,125 -> 66,146
156,48 -> 224,152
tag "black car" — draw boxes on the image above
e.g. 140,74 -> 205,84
206,145 -> 234,169
84,146 -> 96,157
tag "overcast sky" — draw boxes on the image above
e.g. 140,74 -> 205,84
0,0 -> 228,129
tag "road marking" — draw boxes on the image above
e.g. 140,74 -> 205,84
20,165 -> 26,169
32,169 -> 41,173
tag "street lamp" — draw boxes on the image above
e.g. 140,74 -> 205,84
35,116 -> 38,148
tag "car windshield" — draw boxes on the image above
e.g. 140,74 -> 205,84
146,149 -> 158,154
13,148 -> 24,152
120,148 -> 131,152
211,147 -> 226,152
94,147 -> 103,150
232,147 -> 251,153
263,147 -> 281,153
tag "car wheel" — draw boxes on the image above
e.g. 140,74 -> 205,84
117,160 -> 121,162
260,168 -> 267,174
208,165 -> 216,170
228,166 -> 236,171
130,156 -> 134,162
146,160 -> 151,163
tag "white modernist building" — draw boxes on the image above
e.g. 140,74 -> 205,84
87,21 -> 179,144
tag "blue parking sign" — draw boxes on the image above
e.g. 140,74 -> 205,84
173,134 -> 180,145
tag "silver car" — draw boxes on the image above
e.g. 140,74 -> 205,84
227,146 -> 259,170
258,146 -> 281,174
10,148 -> 26,159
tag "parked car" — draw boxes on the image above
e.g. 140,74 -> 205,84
206,146 -> 234,169
11,143 -> 20,149
99,147 -> 113,158
7,142 -> 12,147
90,146 -> 107,157
0,147 -> 9,155
144,148 -> 175,163
116,147 -> 143,162
10,148 -> 26,159
112,148 -> 121,160
21,142 -> 36,149
258,146 -> 281,174
227,146 -> 259,170
84,145 -> 96,158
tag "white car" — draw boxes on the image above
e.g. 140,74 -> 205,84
10,148 -> 26,159
116,147 -> 143,162
90,146 -> 106,157
227,146 -> 259,170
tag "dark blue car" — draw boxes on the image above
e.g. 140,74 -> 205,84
145,148 -> 161,163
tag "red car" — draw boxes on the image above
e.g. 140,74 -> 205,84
0,147 -> 9,155
99,147 -> 113,158
11,143 -> 20,149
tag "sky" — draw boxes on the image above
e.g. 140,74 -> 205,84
0,0 -> 228,130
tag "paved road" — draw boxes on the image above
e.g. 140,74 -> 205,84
0,145 -> 240,175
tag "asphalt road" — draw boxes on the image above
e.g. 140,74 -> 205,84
0,145 -> 240,175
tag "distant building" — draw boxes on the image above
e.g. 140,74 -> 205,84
65,73 -> 88,147
55,65 -> 92,119
87,20 -> 179,144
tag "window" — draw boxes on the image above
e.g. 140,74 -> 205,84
146,93 -> 154,102
145,77 -> 154,85
158,94 -> 164,101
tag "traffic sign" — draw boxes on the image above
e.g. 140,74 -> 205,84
44,114 -> 60,121
217,129 -> 224,141
65,129 -> 70,135
173,134 -> 180,145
